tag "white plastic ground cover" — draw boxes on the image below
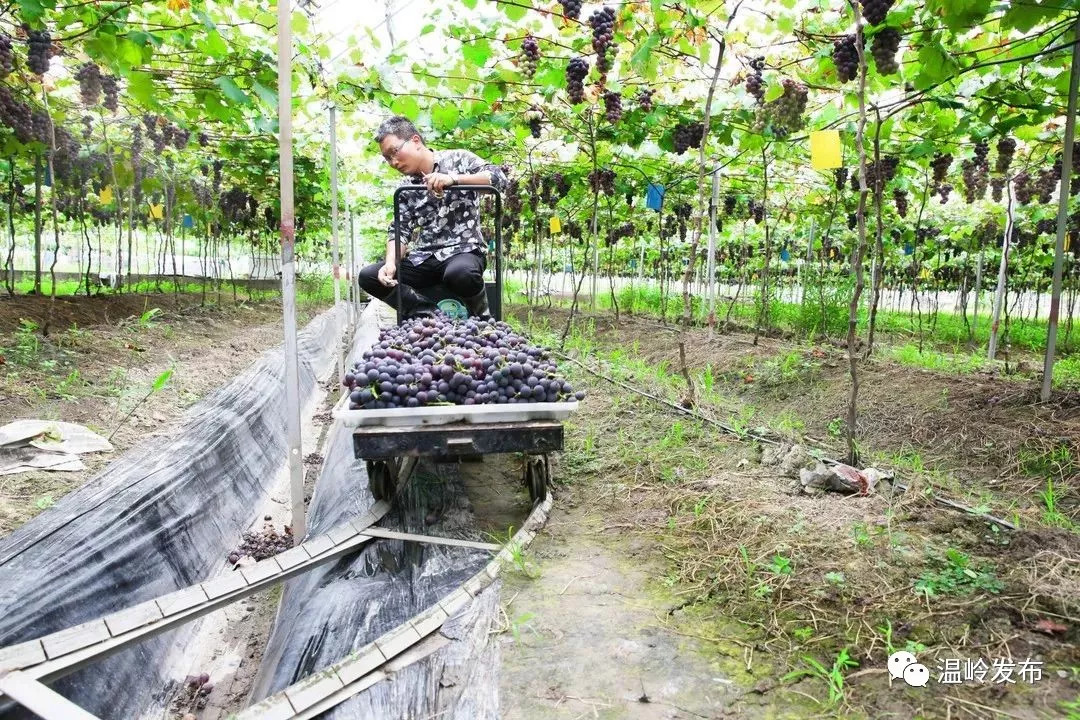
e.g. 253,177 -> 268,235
248,301 -> 501,719
0,302 -> 349,720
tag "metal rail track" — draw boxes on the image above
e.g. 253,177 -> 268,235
0,455 -> 553,719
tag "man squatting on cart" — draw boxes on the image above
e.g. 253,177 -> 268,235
359,115 -> 509,319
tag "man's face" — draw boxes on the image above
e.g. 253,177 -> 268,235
379,133 -> 422,175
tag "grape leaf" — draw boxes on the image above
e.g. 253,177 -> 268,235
463,40 -> 492,67
215,77 -> 251,106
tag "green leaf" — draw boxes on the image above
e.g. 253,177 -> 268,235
199,29 -> 229,59
291,10 -> 310,36
391,95 -> 420,118
420,23 -> 436,35
115,38 -> 144,68
631,33 -> 660,75
126,71 -> 157,106
18,0 -> 45,22
215,76 -> 251,106
461,0 -> 478,7
252,81 -> 277,109
432,103 -> 460,130
764,78 -> 785,103
935,0 -> 992,30
152,369 -> 173,393
913,42 -> 959,90
504,0 -> 528,21
463,39 -> 492,67
1002,0 -> 1061,32
482,81 -> 504,104
699,39 -> 712,65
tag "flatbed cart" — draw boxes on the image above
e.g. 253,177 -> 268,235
335,184 -> 577,505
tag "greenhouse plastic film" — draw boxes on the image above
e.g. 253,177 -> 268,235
0,302 -> 349,720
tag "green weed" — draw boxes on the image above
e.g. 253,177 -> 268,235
914,548 -> 1003,598
782,647 -> 859,708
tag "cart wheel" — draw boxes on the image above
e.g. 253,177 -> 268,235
367,460 -> 395,502
524,455 -> 548,504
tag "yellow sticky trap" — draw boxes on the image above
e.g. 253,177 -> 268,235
549,216 -> 562,234
1067,232 -> 1073,252
99,186 -> 113,204
919,267 -> 931,280
149,203 -> 164,220
809,130 -> 842,170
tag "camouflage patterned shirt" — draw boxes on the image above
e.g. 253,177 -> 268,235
388,149 -> 509,266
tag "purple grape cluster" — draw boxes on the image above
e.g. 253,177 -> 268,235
746,57 -> 765,101
0,34 -> 13,79
566,57 -> 588,104
343,314 -> 585,410
636,87 -> 654,112
673,122 -> 703,154
603,90 -> 622,123
230,518 -> 293,562
589,6 -> 616,76
870,27 -> 900,74
558,0 -> 582,20
0,86 -> 33,143
995,137 -> 1015,174
930,153 -> 952,184
833,35 -> 859,83
521,35 -> 539,78
102,75 -> 119,112
1036,162 -> 1060,203
860,0 -> 893,25
835,167 -> 848,191
26,29 -> 50,76
991,176 -> 1005,202
762,77 -> 807,136
723,193 -> 737,215
894,188 -> 908,217
589,167 -> 616,195
1014,171 -> 1033,204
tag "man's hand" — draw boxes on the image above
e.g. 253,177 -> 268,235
423,172 -> 456,196
377,262 -> 398,287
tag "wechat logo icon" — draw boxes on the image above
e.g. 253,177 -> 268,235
889,651 -> 930,687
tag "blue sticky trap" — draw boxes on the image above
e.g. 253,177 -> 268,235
904,243 -> 914,255
780,248 -> 791,262
646,183 -> 665,211
629,258 -> 637,269
182,214 -> 194,229
43,165 -> 52,187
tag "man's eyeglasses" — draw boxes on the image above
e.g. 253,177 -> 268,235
382,138 -> 408,163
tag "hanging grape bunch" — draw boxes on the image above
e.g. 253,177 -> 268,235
723,193 -> 737,216
558,0 -> 582,20
0,85 -> 31,141
859,0 -> 893,25
589,168 -> 616,195
102,76 -> 119,112
80,114 -> 93,141
26,29 -> 51,76
748,199 -> 764,224
930,153 -> 952,184
212,159 -> 223,194
937,183 -> 952,204
566,57 -> 589,104
870,27 -> 900,74
161,123 -> 175,149
555,172 -> 571,199
636,87 -> 654,112
520,35 -> 540,78
343,316 -> 585,410
762,78 -> 807,136
526,106 -> 542,139
893,188 -> 908,217
1035,165 -> 1059,204
603,90 -> 622,123
31,109 -> 50,144
589,6 -> 616,78
540,175 -> 553,207
173,126 -> 190,150
995,136 -> 1015,174
834,167 -> 848,191
832,35 -> 859,83
1036,218 -> 1056,236
0,34 -> 13,79
198,132 -> 209,147
745,56 -> 765,101
673,122 -> 703,155
991,176 -> 1005,202
75,62 -> 102,106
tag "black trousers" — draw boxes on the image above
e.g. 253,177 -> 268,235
358,250 -> 486,314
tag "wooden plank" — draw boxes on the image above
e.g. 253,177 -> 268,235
410,606 -> 449,638
0,670 -> 101,719
41,620 -> 110,660
232,693 -> 296,720
201,570 -> 247,600
241,557 -> 283,585
335,645 -> 386,685
275,545 -> 310,570
103,600 -> 163,637
462,572 -> 490,598
485,560 -> 502,581
155,585 -> 209,617
300,534 -> 334,557
337,400 -> 577,428
374,622 -> 423,660
358,528 -> 499,552
352,421 -> 563,460
0,640 -> 45,672
327,522 -> 357,545
284,668 -> 345,712
438,588 -> 472,619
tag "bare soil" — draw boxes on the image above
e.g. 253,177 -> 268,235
505,304 -> 1080,719
0,292 -> 328,538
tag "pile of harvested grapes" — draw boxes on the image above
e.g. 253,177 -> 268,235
343,314 -> 585,410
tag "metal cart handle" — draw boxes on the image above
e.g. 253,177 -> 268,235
392,184 -> 503,323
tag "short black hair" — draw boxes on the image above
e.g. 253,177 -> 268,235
375,116 -> 424,145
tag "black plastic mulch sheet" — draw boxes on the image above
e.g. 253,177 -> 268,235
0,303 -> 347,720
249,304 -> 500,719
